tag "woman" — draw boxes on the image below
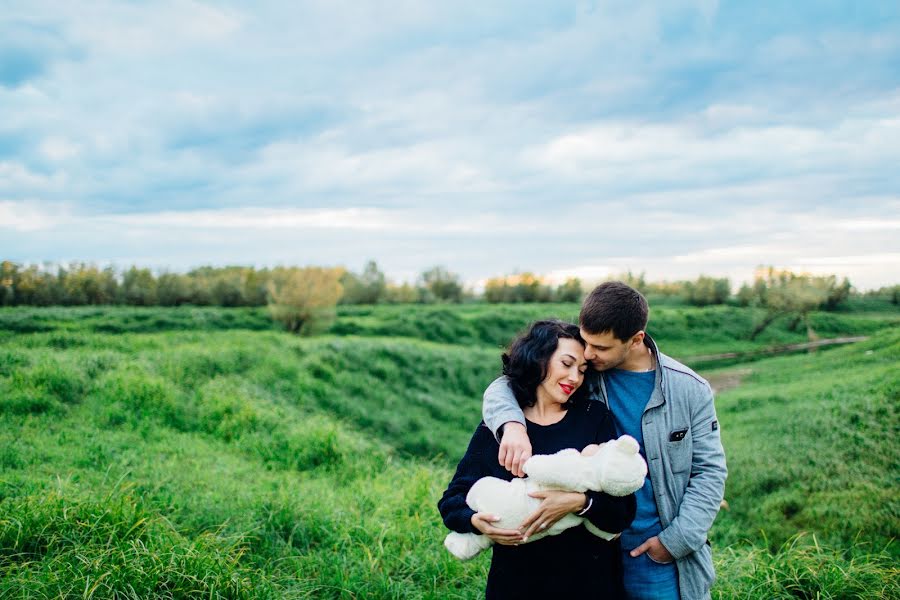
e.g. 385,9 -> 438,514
438,320 -> 636,599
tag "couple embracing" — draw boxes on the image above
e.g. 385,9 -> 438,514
439,282 -> 728,599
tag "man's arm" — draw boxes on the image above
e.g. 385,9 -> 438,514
482,376 -> 532,477
656,385 -> 728,559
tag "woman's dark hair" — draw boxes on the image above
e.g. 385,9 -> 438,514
502,319 -> 585,409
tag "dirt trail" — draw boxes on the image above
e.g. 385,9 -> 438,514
684,336 -> 868,364
702,367 -> 752,395
687,336 -> 870,395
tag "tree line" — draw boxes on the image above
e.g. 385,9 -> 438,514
0,261 -> 465,308
2,259 -> 896,336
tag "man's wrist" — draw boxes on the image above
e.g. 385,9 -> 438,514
499,421 -> 526,440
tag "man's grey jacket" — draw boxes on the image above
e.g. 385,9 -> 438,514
483,334 -> 727,600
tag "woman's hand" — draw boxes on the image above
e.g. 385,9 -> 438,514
519,490 -> 585,540
471,512 -> 525,546
498,423 -> 532,477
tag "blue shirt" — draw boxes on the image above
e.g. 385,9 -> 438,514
604,368 -> 661,551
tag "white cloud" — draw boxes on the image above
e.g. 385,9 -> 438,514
835,218 -> 900,231
526,114 -> 900,184
0,162 -> 64,191
63,0 -> 242,53
0,199 -> 70,231
39,137 -> 80,161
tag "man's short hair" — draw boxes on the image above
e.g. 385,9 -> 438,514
579,281 -> 649,341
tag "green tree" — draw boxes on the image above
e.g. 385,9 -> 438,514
555,278 -> 583,303
0,261 -> 18,306
384,282 -> 418,304
746,267 -> 853,340
157,272 -> 193,306
484,273 -> 554,303
60,263 -> 118,305
484,276 -> 513,303
340,260 -> 387,304
419,266 -> 463,303
242,267 -> 270,306
614,271 -> 648,294
682,275 -> 730,306
210,267 -> 247,307
121,266 -> 158,306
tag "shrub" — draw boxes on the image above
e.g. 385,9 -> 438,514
267,267 -> 344,335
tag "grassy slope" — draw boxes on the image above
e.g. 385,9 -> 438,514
0,330 -> 491,598
712,329 -> 899,553
0,308 -> 898,598
3,303 -> 897,359
708,329 -> 900,599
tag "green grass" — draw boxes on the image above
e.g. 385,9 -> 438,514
4,303 -> 897,358
0,306 -> 897,598
709,329 -> 900,552
0,305 -> 275,336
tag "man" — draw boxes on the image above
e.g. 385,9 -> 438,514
483,281 -> 727,600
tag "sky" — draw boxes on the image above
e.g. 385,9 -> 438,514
1,1 -> 899,290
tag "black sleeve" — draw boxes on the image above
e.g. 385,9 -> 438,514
582,490 -> 637,534
437,423 -> 496,534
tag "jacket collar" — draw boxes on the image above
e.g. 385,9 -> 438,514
591,332 -> 668,411
643,333 -> 667,410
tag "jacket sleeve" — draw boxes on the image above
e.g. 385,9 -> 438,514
482,376 -> 526,442
657,384 -> 728,559
582,490 -> 637,534
437,423 -> 495,534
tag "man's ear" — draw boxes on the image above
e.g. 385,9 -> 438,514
630,331 -> 645,348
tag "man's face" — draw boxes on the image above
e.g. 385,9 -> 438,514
579,328 -> 633,371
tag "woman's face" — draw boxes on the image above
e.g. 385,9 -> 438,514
538,337 -> 588,405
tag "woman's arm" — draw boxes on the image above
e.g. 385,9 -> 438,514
438,424 -> 526,544
437,423 -> 500,533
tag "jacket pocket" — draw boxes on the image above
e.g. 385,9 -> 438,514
665,427 -> 691,474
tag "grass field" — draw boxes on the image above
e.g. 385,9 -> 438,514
0,305 -> 897,598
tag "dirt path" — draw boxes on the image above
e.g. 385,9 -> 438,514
684,336 -> 869,364
685,336 -> 870,395
702,367 -> 753,394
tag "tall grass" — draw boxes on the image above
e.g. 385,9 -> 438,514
714,534 -> 898,599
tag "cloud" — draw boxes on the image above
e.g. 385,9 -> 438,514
525,113 -> 900,191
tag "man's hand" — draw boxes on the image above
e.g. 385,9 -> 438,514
471,512 -> 524,546
519,490 -> 585,541
498,422 -> 532,477
630,535 -> 674,564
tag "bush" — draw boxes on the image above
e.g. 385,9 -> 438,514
267,267 -> 344,334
